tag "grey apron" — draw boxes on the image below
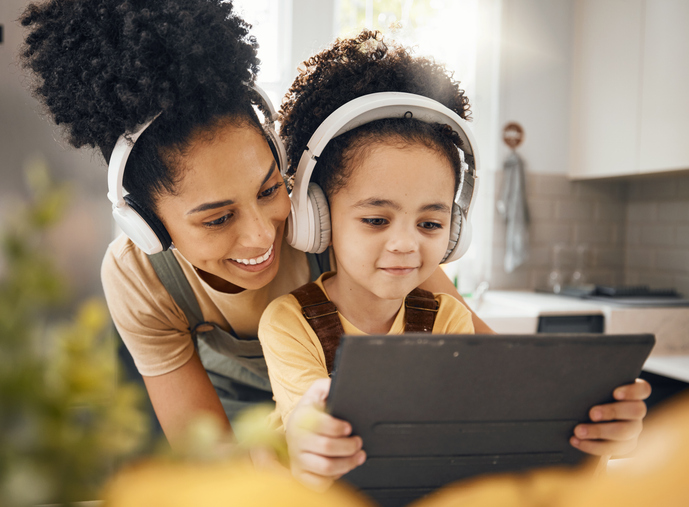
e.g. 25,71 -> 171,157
147,249 -> 329,422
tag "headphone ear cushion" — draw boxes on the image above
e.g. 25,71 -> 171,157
442,204 -> 471,263
307,183 -> 331,254
124,195 -> 172,251
264,127 -> 287,175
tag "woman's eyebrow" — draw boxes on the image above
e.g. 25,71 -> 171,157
186,161 -> 276,215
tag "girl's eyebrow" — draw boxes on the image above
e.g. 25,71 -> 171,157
186,161 -> 276,215
421,203 -> 452,213
353,198 -> 451,214
353,198 -> 400,210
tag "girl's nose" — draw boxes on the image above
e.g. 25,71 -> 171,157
386,224 -> 419,254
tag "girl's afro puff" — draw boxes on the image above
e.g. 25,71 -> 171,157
279,30 -> 472,180
20,0 -> 259,156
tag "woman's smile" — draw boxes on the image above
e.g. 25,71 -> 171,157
227,243 -> 275,271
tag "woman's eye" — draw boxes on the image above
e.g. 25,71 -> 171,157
203,213 -> 233,228
419,221 -> 442,230
259,181 -> 283,199
362,218 -> 388,227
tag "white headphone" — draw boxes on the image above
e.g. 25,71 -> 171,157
286,91 -> 480,263
106,84 -> 287,255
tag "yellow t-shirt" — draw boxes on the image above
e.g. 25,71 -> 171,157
258,273 -> 475,429
100,233 -> 311,377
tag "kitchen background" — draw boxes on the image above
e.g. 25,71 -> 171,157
1,0 -> 687,306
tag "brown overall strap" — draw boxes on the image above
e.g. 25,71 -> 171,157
291,282 -> 344,373
404,287 -> 439,333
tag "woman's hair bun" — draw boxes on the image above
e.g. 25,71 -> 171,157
20,0 -> 259,153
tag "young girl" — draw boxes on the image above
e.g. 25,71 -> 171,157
18,0 -> 495,448
259,31 -> 651,489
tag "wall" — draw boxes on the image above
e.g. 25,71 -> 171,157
490,170 -> 689,294
490,171 -> 627,290
0,0 -> 113,305
625,174 -> 689,296
487,0 -> 689,294
497,0 -> 574,175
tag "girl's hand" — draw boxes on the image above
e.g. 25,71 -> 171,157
570,378 -> 651,457
286,379 -> 366,491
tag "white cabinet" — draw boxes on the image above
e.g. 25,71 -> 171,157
569,0 -> 689,179
638,0 -> 689,173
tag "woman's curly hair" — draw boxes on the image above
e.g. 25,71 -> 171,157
20,0 -> 262,211
279,30 -> 472,197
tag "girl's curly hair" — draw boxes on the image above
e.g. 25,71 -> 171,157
279,30 -> 472,197
20,0 -> 262,211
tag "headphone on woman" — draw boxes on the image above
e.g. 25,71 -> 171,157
106,84 -> 287,255
286,92 -> 480,263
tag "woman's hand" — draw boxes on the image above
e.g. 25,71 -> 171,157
570,378 -> 651,457
285,378 -> 366,491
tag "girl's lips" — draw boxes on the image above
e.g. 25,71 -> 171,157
227,244 -> 276,273
380,267 -> 417,276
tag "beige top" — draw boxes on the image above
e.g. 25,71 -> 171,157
258,273 -> 475,429
101,233 -> 311,377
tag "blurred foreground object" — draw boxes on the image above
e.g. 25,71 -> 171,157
0,160 -> 149,507
413,392 -> 689,506
102,457 -> 375,507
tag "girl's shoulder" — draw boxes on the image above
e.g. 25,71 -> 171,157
433,293 -> 475,334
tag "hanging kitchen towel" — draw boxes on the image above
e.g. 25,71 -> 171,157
496,151 -> 530,273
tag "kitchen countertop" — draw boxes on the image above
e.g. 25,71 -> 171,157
642,355 -> 689,384
466,290 -> 689,356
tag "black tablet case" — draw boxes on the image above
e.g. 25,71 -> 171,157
327,333 -> 655,507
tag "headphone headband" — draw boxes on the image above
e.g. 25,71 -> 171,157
288,91 -> 480,256
106,113 -> 161,208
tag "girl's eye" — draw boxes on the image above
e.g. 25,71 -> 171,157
419,221 -> 443,230
362,218 -> 389,227
259,181 -> 283,199
203,213 -> 233,228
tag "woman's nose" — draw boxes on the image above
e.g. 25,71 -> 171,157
236,206 -> 274,248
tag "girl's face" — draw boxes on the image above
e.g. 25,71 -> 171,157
156,122 -> 290,293
329,141 -> 455,301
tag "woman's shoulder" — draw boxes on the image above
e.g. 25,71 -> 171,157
101,234 -> 169,297
101,235 -> 194,377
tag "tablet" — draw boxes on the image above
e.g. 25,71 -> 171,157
327,333 -> 655,507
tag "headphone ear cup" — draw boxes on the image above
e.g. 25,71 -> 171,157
123,195 -> 172,252
307,183 -> 331,254
442,204 -> 472,263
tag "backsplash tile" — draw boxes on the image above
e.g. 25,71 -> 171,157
626,173 -> 689,296
489,171 -> 689,293
491,171 -> 627,290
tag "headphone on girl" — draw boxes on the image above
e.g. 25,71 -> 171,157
285,91 -> 480,263
106,84 -> 287,255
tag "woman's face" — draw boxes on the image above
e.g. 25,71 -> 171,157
156,122 -> 290,293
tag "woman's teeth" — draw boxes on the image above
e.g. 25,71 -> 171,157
231,244 -> 273,265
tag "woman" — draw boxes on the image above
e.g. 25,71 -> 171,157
19,0 -> 486,446
19,0 -> 648,461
